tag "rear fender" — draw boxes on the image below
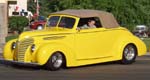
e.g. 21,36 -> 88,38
114,36 -> 146,59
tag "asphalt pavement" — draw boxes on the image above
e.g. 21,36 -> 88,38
0,55 -> 149,80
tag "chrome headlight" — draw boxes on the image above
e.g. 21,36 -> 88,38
11,42 -> 16,49
31,44 -> 35,52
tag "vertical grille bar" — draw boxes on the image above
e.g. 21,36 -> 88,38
16,38 -> 34,62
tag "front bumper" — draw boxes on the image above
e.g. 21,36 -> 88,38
0,59 -> 40,67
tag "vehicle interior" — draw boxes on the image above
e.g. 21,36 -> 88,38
77,17 -> 102,29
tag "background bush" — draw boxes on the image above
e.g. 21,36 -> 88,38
8,16 -> 29,34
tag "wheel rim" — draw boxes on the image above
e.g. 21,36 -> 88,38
124,46 -> 135,60
51,53 -> 63,68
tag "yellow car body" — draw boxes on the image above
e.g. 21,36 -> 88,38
3,10 -> 146,70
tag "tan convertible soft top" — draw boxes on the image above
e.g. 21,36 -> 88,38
52,10 -> 120,28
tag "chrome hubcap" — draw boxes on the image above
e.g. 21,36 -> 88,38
124,46 -> 135,60
52,53 -> 63,68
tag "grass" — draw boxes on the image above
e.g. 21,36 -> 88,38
142,38 -> 150,51
6,35 -> 18,42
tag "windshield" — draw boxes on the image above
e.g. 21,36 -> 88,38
47,16 -> 60,27
47,16 -> 75,29
58,17 -> 75,29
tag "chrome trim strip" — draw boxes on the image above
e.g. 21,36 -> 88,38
32,33 -> 73,37
43,36 -> 65,40
77,56 -> 112,61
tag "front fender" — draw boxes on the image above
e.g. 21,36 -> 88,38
3,39 -> 17,60
36,43 -> 77,67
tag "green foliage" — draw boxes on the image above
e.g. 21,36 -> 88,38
8,16 -> 29,33
142,38 -> 150,51
27,0 -> 36,14
28,0 -> 53,16
27,0 -> 150,31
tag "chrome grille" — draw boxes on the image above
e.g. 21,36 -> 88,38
17,38 -> 34,62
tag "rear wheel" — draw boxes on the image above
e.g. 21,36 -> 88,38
45,52 -> 65,71
121,44 -> 137,64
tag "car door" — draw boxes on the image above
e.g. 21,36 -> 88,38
75,28 -> 115,60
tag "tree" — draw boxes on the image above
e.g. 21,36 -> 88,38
27,0 -> 150,31
27,0 -> 36,14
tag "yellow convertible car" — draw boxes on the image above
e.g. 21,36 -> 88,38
3,10 -> 146,71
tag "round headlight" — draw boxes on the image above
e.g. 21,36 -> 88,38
31,44 -> 35,52
11,42 -> 16,49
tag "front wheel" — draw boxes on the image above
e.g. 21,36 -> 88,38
121,44 -> 137,64
45,52 -> 65,71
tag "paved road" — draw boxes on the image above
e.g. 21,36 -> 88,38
0,55 -> 150,80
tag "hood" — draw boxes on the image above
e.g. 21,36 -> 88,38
18,28 -> 74,40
